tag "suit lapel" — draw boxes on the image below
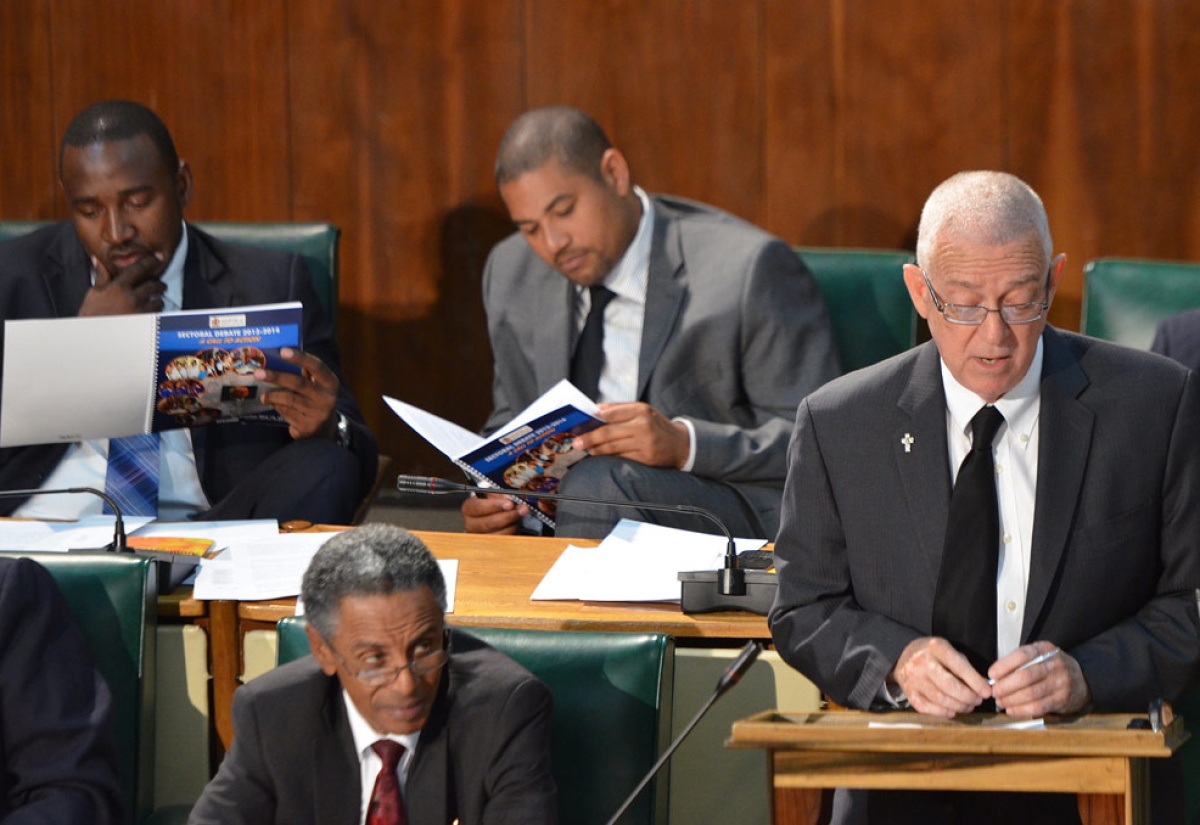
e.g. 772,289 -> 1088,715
312,680 -> 363,824
181,225 -> 232,310
404,670 -> 452,824
43,223 -> 92,316
895,343 -> 955,590
533,272 -> 575,393
636,203 -> 686,400
1024,328 -> 1092,640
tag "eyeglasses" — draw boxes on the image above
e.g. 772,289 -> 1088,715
919,266 -> 1052,326
325,629 -> 451,687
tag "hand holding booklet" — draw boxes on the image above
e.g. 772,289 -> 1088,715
385,379 -> 603,530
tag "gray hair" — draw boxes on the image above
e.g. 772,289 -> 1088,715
916,171 -> 1053,272
301,523 -> 446,640
494,105 -> 613,186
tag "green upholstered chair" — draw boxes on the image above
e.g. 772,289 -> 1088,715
0,552 -> 156,825
796,247 -> 918,373
1081,257 -> 1200,349
278,617 -> 674,825
0,220 -> 340,330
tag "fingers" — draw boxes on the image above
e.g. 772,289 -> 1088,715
990,643 -> 1090,717
79,251 -> 167,316
258,350 -> 339,440
891,637 -> 991,718
572,402 -> 689,467
461,493 -> 528,535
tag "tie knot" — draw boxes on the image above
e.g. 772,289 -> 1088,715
588,285 -> 616,314
372,739 -> 405,771
969,405 -> 1005,452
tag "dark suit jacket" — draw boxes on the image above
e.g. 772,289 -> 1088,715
0,557 -> 121,824
188,629 -> 557,825
482,194 -> 839,532
0,222 -> 377,517
770,327 -> 1200,712
1151,307 -> 1200,371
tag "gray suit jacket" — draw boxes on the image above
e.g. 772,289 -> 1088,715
188,630 -> 557,825
482,194 -> 839,532
1151,307 -> 1200,372
770,327 -> 1200,712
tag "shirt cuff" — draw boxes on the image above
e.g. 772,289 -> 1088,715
672,417 -> 697,473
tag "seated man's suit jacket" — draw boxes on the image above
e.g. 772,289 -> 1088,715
0,222 -> 378,515
0,557 -> 122,824
482,194 -> 839,534
1151,306 -> 1200,372
189,629 -> 557,825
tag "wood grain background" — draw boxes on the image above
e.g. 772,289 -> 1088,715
4,0 -> 1199,473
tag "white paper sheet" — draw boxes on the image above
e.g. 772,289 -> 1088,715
0,515 -> 155,552
1,314 -> 158,445
530,519 -> 767,602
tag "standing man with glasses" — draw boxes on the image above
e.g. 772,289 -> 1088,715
770,171 -> 1200,823
189,524 -> 557,824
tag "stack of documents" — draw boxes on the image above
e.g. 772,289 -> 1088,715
531,519 -> 767,603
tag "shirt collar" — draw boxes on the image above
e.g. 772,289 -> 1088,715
587,185 -> 652,305
160,221 -> 188,312
941,335 -> 1044,440
341,686 -> 422,764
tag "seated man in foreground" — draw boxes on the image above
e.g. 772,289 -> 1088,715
0,99 -> 377,524
0,557 -> 122,823
464,105 -> 839,539
189,523 -> 558,824
769,171 -> 1200,823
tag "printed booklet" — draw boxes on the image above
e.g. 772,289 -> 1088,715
385,379 -> 604,530
0,302 -> 302,447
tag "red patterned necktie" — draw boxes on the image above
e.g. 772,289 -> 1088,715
367,740 -> 407,825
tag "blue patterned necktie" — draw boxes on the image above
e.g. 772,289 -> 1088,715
103,434 -> 160,518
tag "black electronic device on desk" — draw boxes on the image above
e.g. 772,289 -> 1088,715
396,474 -> 778,615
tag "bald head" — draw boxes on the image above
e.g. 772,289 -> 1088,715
494,106 -> 614,186
916,171 -> 1052,273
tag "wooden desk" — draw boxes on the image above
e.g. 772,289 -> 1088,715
205,530 -> 770,749
728,710 -> 1188,825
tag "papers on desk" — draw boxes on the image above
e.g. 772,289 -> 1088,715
868,717 -> 1046,730
0,515 -> 155,551
531,519 -> 768,603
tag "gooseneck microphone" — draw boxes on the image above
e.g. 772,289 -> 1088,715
605,640 -> 763,825
395,474 -> 747,596
0,487 -> 128,553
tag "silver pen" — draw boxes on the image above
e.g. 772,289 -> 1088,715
987,648 -> 1060,686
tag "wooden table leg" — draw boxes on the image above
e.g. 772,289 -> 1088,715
208,599 -> 240,758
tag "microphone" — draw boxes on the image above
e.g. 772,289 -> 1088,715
0,487 -> 127,553
605,641 -> 763,825
396,474 -> 749,596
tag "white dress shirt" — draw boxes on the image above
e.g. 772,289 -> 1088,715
573,186 -> 698,471
940,337 -> 1044,658
342,690 -> 421,824
14,224 -> 210,520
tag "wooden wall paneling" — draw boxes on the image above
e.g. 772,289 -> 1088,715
47,0 -> 292,221
1007,1 -> 1200,329
0,1 -> 56,219
523,0 -> 765,226
763,0 -> 837,247
287,0 -> 525,474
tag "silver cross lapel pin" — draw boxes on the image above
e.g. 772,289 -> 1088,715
900,433 -> 915,454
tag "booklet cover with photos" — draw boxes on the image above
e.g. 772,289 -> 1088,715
0,302 -> 302,448
385,379 -> 604,530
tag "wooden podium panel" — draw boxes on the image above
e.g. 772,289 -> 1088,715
728,711 -> 1187,825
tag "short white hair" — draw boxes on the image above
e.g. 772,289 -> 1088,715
916,171 -> 1052,271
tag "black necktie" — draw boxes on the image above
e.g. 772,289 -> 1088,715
932,405 -> 1005,675
569,285 -> 616,401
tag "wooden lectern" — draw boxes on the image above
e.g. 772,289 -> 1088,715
727,710 -> 1188,825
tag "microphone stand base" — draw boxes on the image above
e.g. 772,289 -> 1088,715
678,570 -> 776,616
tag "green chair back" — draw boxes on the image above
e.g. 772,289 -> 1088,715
0,220 -> 339,330
278,617 -> 673,825
0,552 -> 156,825
796,247 -> 917,372
1081,257 -> 1200,349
